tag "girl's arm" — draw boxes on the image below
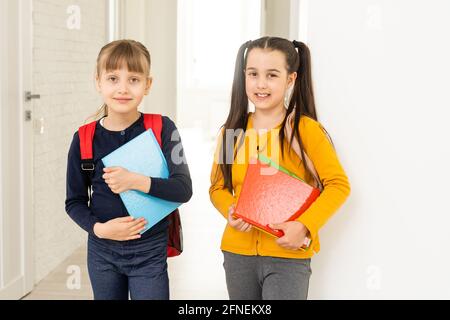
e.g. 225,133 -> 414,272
146,116 -> 193,203
209,131 -> 236,219
209,164 -> 236,219
65,132 -> 100,235
296,118 -> 351,246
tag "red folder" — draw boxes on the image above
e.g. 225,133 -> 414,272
233,158 -> 320,238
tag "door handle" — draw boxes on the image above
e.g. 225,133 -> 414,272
25,91 -> 40,101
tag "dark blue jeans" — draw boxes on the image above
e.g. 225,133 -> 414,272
87,230 -> 169,300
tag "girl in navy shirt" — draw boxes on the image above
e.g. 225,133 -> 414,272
65,39 -> 192,300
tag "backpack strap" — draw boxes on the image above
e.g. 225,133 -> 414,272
77,114 -> 163,199
78,114 -> 163,169
143,113 -> 163,148
78,120 -> 97,203
78,120 -> 97,171
142,114 -> 182,257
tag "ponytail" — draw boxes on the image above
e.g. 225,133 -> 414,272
85,104 -> 108,124
280,40 -> 319,183
292,40 -> 316,119
217,40 -> 252,193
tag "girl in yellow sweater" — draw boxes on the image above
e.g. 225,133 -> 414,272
209,37 -> 351,300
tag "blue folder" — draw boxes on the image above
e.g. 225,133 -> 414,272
101,129 -> 181,233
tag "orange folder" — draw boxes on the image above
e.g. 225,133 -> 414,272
233,156 -> 320,238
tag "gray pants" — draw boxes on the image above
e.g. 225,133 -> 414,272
222,251 -> 312,300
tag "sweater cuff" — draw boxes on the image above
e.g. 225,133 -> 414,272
86,217 -> 101,236
296,213 -> 318,251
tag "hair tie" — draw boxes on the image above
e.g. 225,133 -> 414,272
292,40 -> 302,49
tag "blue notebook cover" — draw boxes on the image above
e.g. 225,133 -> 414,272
101,129 -> 181,233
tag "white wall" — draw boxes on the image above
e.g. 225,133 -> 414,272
32,0 -> 107,283
300,0 -> 450,299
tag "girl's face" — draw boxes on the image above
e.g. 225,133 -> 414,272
96,65 -> 152,116
245,48 -> 296,113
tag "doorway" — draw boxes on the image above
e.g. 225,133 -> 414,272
0,0 -> 34,299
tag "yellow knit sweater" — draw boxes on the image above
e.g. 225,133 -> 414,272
209,114 -> 351,259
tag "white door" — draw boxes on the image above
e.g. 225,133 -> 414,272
0,0 -> 34,299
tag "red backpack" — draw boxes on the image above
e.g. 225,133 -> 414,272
78,113 -> 183,257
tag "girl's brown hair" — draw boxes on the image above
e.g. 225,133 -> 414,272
88,39 -> 151,122
218,36 -> 321,193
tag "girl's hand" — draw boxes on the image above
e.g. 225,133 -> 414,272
93,216 -> 147,241
103,167 -> 151,194
269,221 -> 310,250
227,204 -> 252,232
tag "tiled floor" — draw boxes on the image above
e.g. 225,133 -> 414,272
24,129 -> 229,300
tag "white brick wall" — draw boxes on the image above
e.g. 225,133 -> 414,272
32,0 -> 107,283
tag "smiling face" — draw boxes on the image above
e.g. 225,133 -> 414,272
95,64 -> 152,116
245,48 -> 296,112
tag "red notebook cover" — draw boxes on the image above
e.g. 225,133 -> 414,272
234,159 -> 320,238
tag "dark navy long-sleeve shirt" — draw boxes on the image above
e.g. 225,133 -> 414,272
65,113 -> 192,239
